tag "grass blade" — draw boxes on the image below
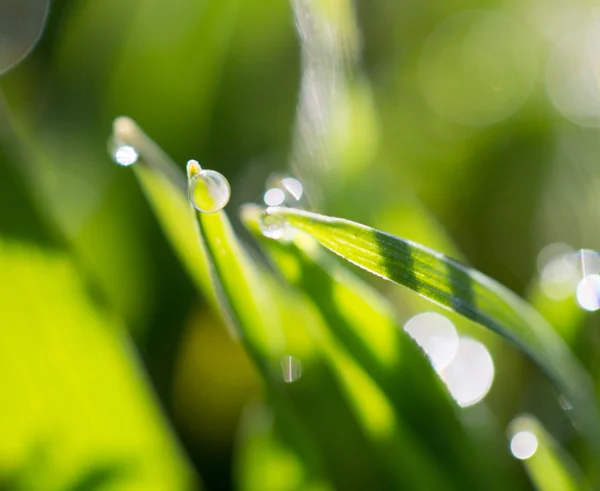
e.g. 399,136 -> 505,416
186,163 -> 404,489
112,117 -> 215,304
262,207 -> 600,445
242,204 -> 492,490
117,119 -> 428,489
508,415 -> 591,491
0,239 -> 195,490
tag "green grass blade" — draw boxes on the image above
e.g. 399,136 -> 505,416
111,117 -> 216,304
508,415 -> 591,491
116,119 -> 422,489
186,165 -> 402,490
242,204 -> 492,490
0,239 -> 195,490
263,207 -> 600,445
235,402 -> 333,491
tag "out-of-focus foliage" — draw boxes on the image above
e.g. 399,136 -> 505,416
3,0 -> 600,489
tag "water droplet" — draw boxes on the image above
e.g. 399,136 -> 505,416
559,395 -> 573,411
259,211 -> 292,240
404,312 -> 459,371
112,145 -> 139,167
264,188 -> 286,207
510,430 -> 538,460
281,356 -> 303,383
576,274 -> 600,311
188,167 -> 231,213
440,337 -> 495,407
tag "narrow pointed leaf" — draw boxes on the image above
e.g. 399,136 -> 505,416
263,207 -> 600,445
117,119 -> 420,489
509,415 -> 591,491
242,204 -> 492,490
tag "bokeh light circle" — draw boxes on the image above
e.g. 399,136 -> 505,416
419,10 -> 536,126
510,431 -> 538,460
403,312 -> 459,371
0,0 -> 50,75
441,337 -> 495,407
546,15 -> 600,127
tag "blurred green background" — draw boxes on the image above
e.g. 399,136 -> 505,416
2,0 -> 600,489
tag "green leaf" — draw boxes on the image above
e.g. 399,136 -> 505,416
508,415 -> 591,491
235,402 -> 333,491
0,239 -> 195,490
262,207 -> 600,446
118,119 -> 411,489
186,164 -> 405,490
242,204 -> 492,490
111,117 -> 216,306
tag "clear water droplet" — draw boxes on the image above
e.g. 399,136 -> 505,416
559,395 -> 573,411
259,211 -> 292,240
281,356 -> 302,383
188,169 -> 231,213
112,145 -> 139,167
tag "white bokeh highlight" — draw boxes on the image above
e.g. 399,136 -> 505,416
440,337 -> 495,407
281,177 -> 303,201
537,243 -> 578,300
403,312 -> 459,371
264,188 -> 286,207
545,12 -> 600,127
114,145 -> 139,167
576,274 -> 600,311
510,431 -> 538,460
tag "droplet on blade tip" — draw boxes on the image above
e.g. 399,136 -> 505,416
259,210 -> 292,241
112,144 -> 139,167
187,168 -> 231,213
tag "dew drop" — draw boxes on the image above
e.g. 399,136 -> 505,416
259,211 -> 291,240
112,145 -> 139,167
281,355 -> 302,383
188,168 -> 231,213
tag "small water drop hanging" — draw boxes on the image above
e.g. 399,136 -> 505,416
188,165 -> 231,213
259,211 -> 291,240
281,355 -> 303,383
109,136 -> 139,167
